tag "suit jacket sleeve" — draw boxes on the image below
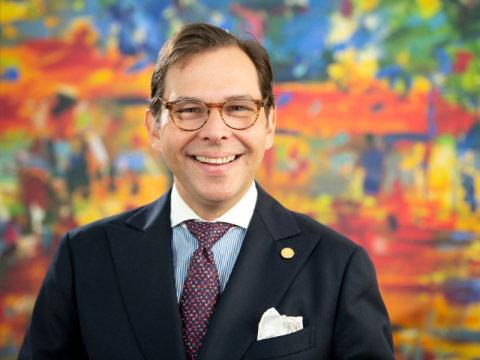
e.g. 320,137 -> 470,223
331,246 -> 395,359
18,232 -> 88,360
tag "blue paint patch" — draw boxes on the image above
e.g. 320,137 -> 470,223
443,280 -> 480,305
3,68 -> 19,82
332,42 -> 349,52
457,122 -> 480,152
213,13 -> 235,30
376,64 -> 403,79
276,92 -> 293,107
388,214 -> 398,230
349,26 -> 372,48
434,48 -> 452,75
114,151 -> 146,172
361,148 -> 384,194
296,24 -> 328,57
429,11 -> 447,30
451,231 -> 474,242
461,173 -> 477,212
118,25 -> 139,55
383,134 -> 428,145
127,60 -> 150,73
13,21 -> 49,38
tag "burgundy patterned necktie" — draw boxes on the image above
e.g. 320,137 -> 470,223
180,220 -> 234,360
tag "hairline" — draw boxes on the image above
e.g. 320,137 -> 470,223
161,46 -> 262,99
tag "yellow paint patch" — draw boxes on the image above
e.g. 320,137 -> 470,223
356,59 -> 378,79
327,63 -> 345,80
416,0 -> 442,18
397,50 -> 410,67
359,0 -> 380,12
413,76 -> 431,92
87,69 -> 113,86
0,0 -> 29,24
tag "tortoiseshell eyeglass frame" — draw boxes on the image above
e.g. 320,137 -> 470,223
158,97 -> 268,131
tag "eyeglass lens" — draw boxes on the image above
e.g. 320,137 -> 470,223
171,100 -> 258,130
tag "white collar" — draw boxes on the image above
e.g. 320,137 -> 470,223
170,182 -> 257,229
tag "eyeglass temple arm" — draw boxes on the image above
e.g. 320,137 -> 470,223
158,98 -> 174,110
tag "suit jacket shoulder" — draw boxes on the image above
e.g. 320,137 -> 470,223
67,189 -> 170,249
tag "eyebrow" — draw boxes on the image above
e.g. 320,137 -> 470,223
171,94 -> 258,102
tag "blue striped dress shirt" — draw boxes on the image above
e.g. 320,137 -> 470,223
170,182 -> 257,303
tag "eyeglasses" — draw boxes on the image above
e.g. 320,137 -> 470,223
158,97 -> 268,131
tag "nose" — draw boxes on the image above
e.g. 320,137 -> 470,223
197,106 -> 232,143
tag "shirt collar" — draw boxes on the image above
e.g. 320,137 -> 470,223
170,182 -> 257,229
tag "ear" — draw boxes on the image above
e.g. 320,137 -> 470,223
265,106 -> 276,150
144,109 -> 162,152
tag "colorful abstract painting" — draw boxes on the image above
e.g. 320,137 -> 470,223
1,0 -> 479,358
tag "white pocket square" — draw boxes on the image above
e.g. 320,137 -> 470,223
257,307 -> 303,340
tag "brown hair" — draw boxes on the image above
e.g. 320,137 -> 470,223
149,23 -> 275,126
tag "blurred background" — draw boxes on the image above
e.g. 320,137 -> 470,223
1,0 -> 479,359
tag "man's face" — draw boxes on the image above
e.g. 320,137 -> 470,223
145,47 -> 275,210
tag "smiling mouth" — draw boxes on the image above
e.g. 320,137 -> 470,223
193,155 -> 238,165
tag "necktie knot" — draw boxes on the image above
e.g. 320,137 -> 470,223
184,220 -> 234,248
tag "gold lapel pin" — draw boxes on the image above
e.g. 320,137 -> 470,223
281,247 -> 295,259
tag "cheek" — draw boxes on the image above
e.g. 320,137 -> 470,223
240,134 -> 267,163
245,130 -> 267,150
160,127 -> 195,159
159,130 -> 177,159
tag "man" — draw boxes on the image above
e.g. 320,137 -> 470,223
20,23 -> 395,359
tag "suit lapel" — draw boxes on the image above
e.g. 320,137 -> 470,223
105,189 -> 187,360
197,185 -> 321,360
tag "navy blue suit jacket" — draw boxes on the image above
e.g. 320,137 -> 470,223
19,184 -> 395,359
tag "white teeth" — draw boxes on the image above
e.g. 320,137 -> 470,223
194,155 -> 237,164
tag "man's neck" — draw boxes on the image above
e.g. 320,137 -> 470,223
174,180 -> 252,221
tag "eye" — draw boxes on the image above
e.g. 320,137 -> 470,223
172,102 -> 206,115
178,107 -> 198,113
230,105 -> 247,111
224,101 -> 256,113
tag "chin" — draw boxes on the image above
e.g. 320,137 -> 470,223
198,178 -> 250,202
197,186 -> 236,203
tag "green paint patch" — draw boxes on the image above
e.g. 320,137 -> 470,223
435,135 -> 456,147
0,130 -> 31,151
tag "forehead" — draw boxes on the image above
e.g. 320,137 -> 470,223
163,47 -> 261,101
